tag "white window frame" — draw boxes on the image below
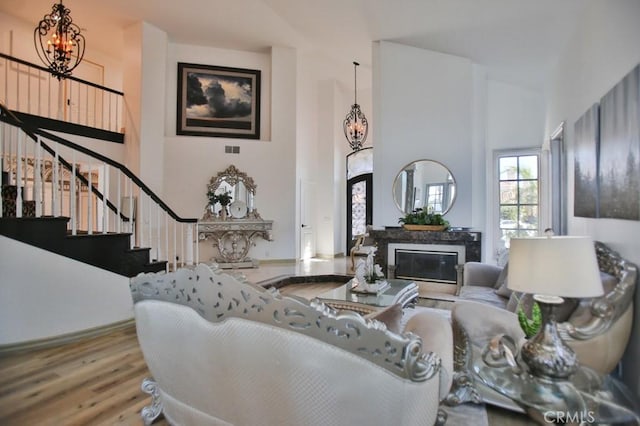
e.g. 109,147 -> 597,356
492,147 -> 548,261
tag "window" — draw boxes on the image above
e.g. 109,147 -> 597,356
497,152 -> 540,246
425,177 -> 455,214
426,184 -> 444,213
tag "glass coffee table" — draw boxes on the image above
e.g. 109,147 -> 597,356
316,278 -> 418,310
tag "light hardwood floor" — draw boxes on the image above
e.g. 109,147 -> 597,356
0,325 -> 167,426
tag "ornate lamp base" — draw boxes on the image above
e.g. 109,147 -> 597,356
520,295 -> 578,380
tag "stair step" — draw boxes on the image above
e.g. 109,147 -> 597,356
143,261 -> 168,274
1,216 -> 167,277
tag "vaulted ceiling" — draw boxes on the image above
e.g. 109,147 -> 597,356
1,0 -> 587,89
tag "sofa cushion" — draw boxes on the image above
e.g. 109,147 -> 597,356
493,263 -> 508,288
365,303 -> 403,334
458,285 -> 508,309
493,264 -> 513,297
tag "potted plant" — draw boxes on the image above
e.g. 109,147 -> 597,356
208,190 -> 233,219
398,209 -> 449,231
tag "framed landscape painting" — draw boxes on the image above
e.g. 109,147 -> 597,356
177,63 -> 261,139
574,103 -> 600,218
598,64 -> 640,220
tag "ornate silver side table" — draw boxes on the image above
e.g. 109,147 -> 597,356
473,353 -> 640,425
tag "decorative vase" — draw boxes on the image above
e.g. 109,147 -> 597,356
219,207 -> 228,220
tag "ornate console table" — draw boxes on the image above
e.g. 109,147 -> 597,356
198,219 -> 273,268
199,165 -> 273,268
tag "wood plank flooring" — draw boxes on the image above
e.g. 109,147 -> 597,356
0,325 -> 168,426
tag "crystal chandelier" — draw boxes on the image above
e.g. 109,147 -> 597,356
34,0 -> 86,79
343,61 -> 369,151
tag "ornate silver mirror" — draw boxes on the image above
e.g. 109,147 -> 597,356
203,165 -> 258,220
393,159 -> 456,215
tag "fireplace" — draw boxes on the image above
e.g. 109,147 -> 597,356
394,249 -> 459,284
387,243 -> 465,286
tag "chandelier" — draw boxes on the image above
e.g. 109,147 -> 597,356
343,61 -> 369,151
34,0 -> 85,79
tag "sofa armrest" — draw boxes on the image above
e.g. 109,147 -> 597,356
404,310 -> 453,400
463,262 -> 503,287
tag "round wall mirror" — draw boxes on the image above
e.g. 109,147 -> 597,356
393,159 -> 456,215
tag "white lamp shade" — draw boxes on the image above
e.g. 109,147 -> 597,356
507,236 -> 603,298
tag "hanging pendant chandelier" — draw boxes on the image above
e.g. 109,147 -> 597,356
34,0 -> 86,80
343,61 -> 369,151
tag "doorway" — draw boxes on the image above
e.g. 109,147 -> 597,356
346,148 -> 373,253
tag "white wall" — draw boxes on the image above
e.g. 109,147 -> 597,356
162,43 -> 297,261
372,41 -> 474,230
484,79 -> 546,261
544,0 -> 640,397
0,236 -> 132,345
295,51 -> 371,257
373,41 -> 547,263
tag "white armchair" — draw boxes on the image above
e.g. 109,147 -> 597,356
130,264 -> 453,426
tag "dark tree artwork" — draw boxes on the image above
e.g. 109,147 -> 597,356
598,64 -> 640,220
574,103 -> 600,218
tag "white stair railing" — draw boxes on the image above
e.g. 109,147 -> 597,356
1,53 -> 123,135
0,106 -> 198,271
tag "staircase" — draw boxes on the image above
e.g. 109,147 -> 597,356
0,101 -> 198,277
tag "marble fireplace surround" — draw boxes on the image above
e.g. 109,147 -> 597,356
369,227 -> 482,283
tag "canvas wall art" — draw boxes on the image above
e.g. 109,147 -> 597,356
598,64 -> 640,220
177,63 -> 261,139
574,103 -> 600,218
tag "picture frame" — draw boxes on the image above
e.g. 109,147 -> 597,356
598,64 -> 640,220
177,62 -> 261,139
573,103 -> 600,218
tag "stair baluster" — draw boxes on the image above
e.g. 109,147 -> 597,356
1,104 -> 198,276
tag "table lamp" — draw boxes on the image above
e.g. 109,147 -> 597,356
507,235 -> 603,380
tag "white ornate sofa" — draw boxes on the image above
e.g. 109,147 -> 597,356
130,264 -> 453,425
446,241 -> 637,407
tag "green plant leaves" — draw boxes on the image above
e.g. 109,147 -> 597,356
398,209 -> 449,227
517,301 -> 542,339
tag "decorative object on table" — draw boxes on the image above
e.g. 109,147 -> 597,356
398,209 -> 449,231
229,200 -> 248,219
343,61 -> 369,151
352,247 -> 388,293
177,63 -> 261,139
208,190 -> 232,220
34,0 -> 86,79
507,235 -> 603,380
